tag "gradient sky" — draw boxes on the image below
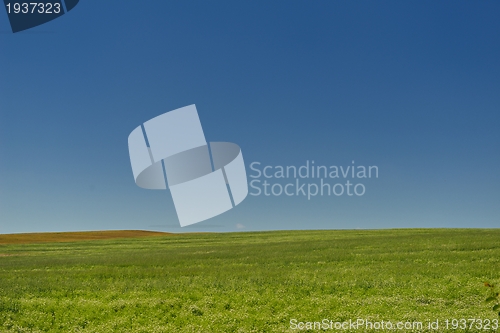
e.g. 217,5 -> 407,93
1,1 -> 499,234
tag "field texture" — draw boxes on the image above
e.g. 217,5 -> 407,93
0,229 -> 499,332
0,230 -> 170,245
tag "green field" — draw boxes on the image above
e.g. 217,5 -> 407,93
0,229 -> 499,332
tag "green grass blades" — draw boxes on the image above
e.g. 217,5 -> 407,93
0,229 -> 499,332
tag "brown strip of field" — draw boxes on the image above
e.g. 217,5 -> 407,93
0,230 -> 173,245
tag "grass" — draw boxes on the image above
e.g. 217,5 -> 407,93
0,229 -> 499,332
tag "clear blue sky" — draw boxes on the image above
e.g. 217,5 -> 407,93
1,1 -> 499,233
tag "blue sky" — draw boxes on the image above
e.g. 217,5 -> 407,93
1,1 -> 499,233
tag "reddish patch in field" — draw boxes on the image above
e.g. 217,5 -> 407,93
0,230 -> 174,245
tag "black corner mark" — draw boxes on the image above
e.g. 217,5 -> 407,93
3,0 -> 79,33
64,0 -> 77,12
